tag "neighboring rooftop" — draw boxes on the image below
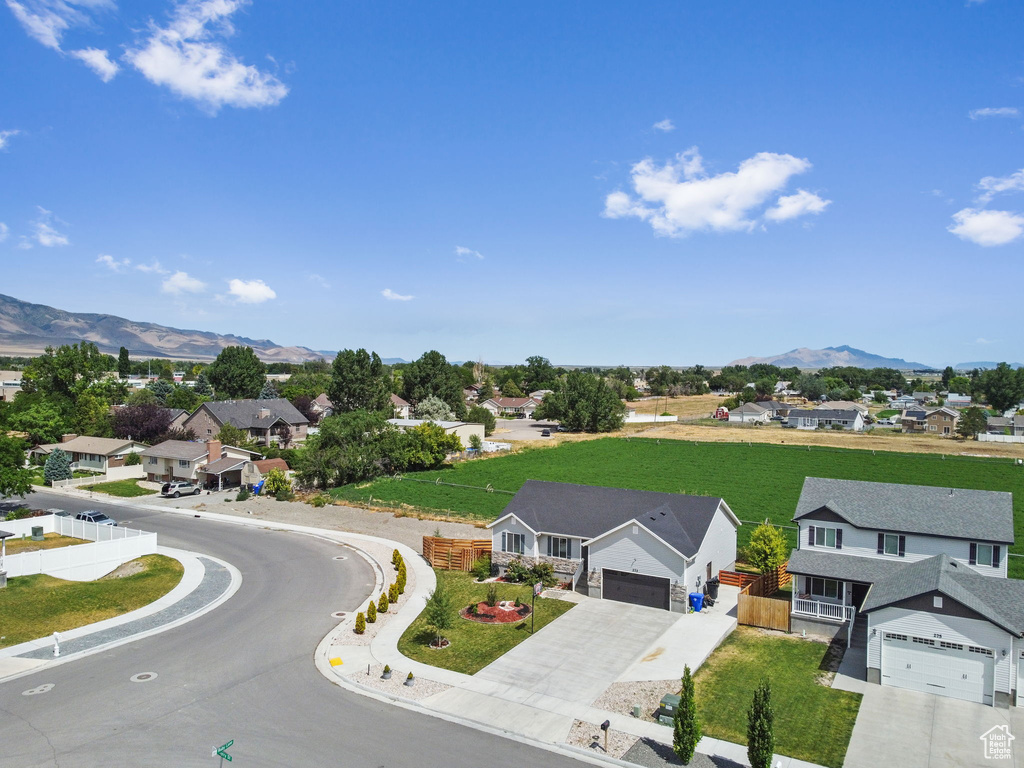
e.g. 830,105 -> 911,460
490,480 -> 735,559
794,477 -> 1014,543
788,409 -> 861,420
140,440 -> 210,461
199,398 -> 308,428
35,436 -> 144,455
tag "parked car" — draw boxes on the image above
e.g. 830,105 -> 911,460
557,425 -> 568,432
161,480 -> 201,498
540,428 -> 551,437
74,510 -> 116,526
770,415 -> 784,421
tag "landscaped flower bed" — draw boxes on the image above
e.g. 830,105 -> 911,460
460,600 -> 532,624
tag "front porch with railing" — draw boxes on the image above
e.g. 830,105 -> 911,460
792,597 -> 854,622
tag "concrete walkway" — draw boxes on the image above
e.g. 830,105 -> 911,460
0,546 -> 241,683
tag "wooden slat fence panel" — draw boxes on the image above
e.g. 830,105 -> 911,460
737,593 -> 791,632
422,536 -> 492,571
718,570 -> 760,589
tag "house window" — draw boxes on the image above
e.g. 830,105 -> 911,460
912,636 -> 935,646
809,578 -> 840,599
883,633 -> 907,641
969,646 -> 993,657
939,641 -> 963,651
547,537 -> 570,559
178,459 -> 190,468
207,429 -> 212,435
813,526 -> 838,548
929,425 -> 936,432
975,543 -> 994,567
933,596 -> 943,609
148,457 -> 157,465
501,532 -> 524,555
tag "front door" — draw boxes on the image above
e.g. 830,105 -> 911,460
851,582 -> 870,610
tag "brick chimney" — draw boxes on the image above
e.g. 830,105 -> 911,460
205,439 -> 223,460
60,433 -> 78,443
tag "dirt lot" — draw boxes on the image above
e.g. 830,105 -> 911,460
627,393 -> 726,418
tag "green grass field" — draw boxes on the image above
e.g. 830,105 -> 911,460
397,571 -> 575,675
82,479 -> 157,497
0,554 -> 183,648
331,438 -> 1024,576
694,627 -> 861,768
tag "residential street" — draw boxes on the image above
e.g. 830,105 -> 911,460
0,490 -> 591,768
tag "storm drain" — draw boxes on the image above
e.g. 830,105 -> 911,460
130,672 -> 158,683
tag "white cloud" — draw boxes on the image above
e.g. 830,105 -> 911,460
308,273 -> 330,289
0,129 -> 21,150
381,288 -> 413,301
604,147 -> 822,236
765,189 -> 831,222
976,168 -> 1024,204
5,0 -> 114,51
227,278 -> 276,303
161,270 -> 206,294
948,208 -> 1024,246
652,119 -> 675,132
96,253 -> 130,271
969,107 -> 1019,120
125,0 -> 288,111
31,206 -> 69,246
0,223 -> 7,242
71,47 -> 119,81
976,337 -> 996,345
454,245 -> 484,261
135,260 -> 169,274
17,238 -> 33,250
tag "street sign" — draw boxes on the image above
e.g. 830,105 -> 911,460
213,739 -> 234,763
533,581 -> 542,596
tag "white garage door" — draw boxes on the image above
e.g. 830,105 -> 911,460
881,632 -> 994,705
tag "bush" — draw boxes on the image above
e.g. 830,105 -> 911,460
469,602 -> 477,614
504,559 -> 531,583
407,672 -> 414,681
263,467 -> 292,497
123,452 -> 141,466
504,559 -> 558,588
388,583 -> 399,603
397,562 -> 407,594
354,612 -> 366,634
471,554 -> 492,581
830,423 -> 845,431
485,582 -> 499,607
309,494 -> 327,508
392,549 -> 403,570
366,600 -> 377,623
274,487 -> 294,502
378,592 -> 389,613
383,664 -> 391,674
236,487 -> 250,502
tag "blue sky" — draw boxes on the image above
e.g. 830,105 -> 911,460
2,1 -> 1023,367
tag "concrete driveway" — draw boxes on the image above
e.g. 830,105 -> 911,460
489,417 -> 557,441
845,684 -> 1024,768
474,599 -> 681,705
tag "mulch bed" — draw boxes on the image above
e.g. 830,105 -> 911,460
460,601 -> 532,624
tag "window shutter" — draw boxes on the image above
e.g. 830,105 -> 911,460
545,536 -> 550,557
836,529 -> 843,550
567,539 -> 573,559
501,531 -> 507,552
969,543 -> 977,565
808,525 -> 815,547
898,536 -> 906,557
994,546 -> 1001,568
877,533 -> 884,555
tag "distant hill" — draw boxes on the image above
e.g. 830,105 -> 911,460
728,345 -> 934,370
0,293 -> 326,363
954,361 -> 1024,370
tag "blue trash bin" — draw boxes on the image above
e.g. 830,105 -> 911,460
689,592 -> 704,612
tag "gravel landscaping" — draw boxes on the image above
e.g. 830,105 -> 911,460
592,679 -> 678,723
566,719 -> 638,760
350,662 -> 451,701
343,539 -> 418,647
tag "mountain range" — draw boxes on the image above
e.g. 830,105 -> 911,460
0,294 -> 326,363
728,345 -> 934,370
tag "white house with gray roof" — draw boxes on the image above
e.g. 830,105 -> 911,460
487,480 -> 740,612
785,408 -> 865,431
787,477 -> 1023,707
727,402 -> 770,424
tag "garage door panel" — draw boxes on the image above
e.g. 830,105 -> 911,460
603,569 -> 670,611
881,635 -> 993,704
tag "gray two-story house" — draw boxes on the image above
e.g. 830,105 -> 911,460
787,477 -> 1023,707
487,480 -> 740,613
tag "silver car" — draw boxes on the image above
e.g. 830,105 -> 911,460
161,480 -> 202,498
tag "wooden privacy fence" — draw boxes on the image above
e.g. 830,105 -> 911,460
422,536 -> 491,571
735,563 -> 792,632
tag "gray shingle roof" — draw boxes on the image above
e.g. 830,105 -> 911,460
794,477 -> 1014,543
786,548 -> 909,583
862,554 -> 1024,635
203,456 -> 246,474
734,402 -> 768,414
140,440 -> 209,461
788,409 -> 860,421
490,480 -> 733,558
198,398 -> 308,429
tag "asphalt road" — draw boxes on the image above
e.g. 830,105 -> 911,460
0,491 -> 589,768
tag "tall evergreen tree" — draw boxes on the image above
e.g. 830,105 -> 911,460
193,372 -> 213,397
258,380 -> 279,400
673,665 -> 701,765
746,679 -> 775,768
44,448 -> 73,486
117,347 -> 131,379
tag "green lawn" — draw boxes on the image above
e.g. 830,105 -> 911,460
875,409 -> 899,418
82,479 -> 157,497
4,533 -> 88,555
0,554 -> 183,648
397,571 -> 575,675
694,627 -> 861,768
29,468 -> 102,486
331,438 -> 1024,576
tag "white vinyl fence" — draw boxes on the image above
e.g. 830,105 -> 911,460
978,433 -> 1024,444
1,515 -> 157,581
624,414 -> 679,423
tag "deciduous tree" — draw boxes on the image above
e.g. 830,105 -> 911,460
402,350 -> 467,419
534,371 -> 625,433
466,405 -> 496,436
747,521 -> 790,574
328,348 -> 391,413
415,395 -> 454,422
117,347 -> 131,379
206,346 -> 267,400
956,406 -> 988,440
113,403 -> 172,443
423,578 -> 456,649
0,435 -> 33,497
